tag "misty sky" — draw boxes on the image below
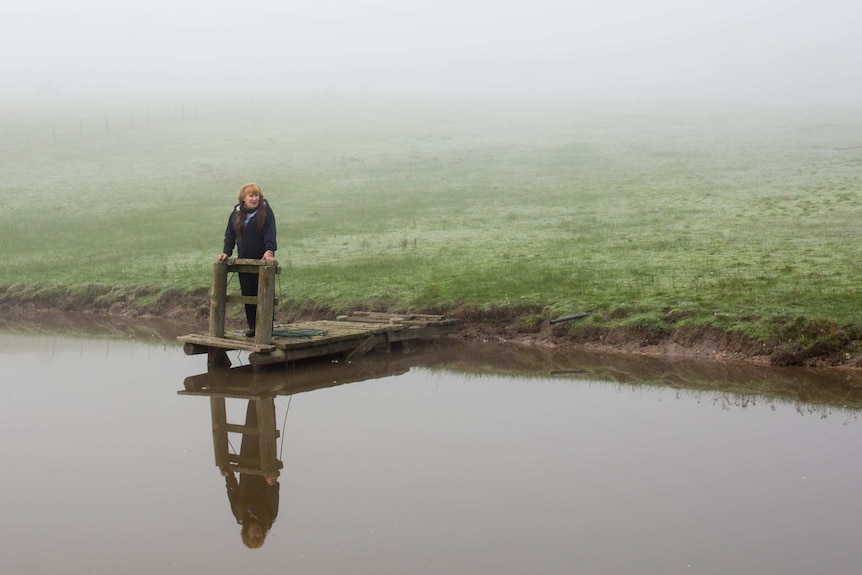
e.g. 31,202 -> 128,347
2,0 -> 860,105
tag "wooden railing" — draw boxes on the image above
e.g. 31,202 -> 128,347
210,259 -> 281,345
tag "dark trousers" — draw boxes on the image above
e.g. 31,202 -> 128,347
238,272 -> 258,331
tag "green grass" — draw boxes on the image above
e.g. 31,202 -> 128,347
2,94 -> 862,342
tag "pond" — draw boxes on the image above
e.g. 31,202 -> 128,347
2,315 -> 862,574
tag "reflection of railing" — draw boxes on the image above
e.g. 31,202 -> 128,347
211,396 -> 282,477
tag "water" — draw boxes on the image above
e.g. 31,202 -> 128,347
2,321 -> 862,574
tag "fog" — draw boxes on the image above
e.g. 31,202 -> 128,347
2,0 -> 860,106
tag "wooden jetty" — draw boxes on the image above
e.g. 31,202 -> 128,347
177,259 -> 457,369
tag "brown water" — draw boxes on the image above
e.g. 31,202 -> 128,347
2,319 -> 862,574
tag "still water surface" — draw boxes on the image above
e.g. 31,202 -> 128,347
2,323 -> 862,574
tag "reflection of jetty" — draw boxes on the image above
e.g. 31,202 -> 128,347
178,347 -> 451,478
177,259 -> 457,369
179,354 -> 417,398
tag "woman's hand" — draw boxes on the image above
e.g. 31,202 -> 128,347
263,250 -> 275,261
217,253 -> 229,262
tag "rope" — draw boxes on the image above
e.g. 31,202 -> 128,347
277,269 -> 283,306
278,395 -> 293,459
272,328 -> 328,338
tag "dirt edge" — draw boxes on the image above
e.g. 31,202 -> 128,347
1,289 -> 861,371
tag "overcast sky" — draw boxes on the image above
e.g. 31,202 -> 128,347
2,0 -> 860,105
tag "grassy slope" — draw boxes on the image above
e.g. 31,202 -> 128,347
2,94 -> 862,354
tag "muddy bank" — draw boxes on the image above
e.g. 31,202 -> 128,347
1,288 -> 861,370
447,306 -> 862,371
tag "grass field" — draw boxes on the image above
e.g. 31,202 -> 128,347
2,93 -> 862,344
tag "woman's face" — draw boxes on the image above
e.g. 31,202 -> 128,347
243,192 -> 261,209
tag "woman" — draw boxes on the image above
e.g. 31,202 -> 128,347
218,183 -> 277,337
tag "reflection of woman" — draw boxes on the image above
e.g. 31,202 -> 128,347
221,468 -> 280,548
221,400 -> 280,548
217,183 -> 277,337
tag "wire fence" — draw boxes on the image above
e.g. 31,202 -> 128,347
1,97 -> 256,151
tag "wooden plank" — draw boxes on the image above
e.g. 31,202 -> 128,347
340,320 -> 404,331
283,320 -> 389,334
343,312 -> 446,323
231,463 -> 284,477
387,323 -> 457,342
410,314 -> 447,321
178,334 -> 276,353
180,389 -> 278,399
225,423 -> 259,435
225,294 -> 260,305
250,335 -> 387,365
341,314 -> 403,324
281,340 -> 362,360
346,334 -> 386,361
348,311 -> 404,319
229,258 -> 282,271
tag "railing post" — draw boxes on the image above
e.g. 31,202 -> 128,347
210,261 -> 228,337
255,262 -> 276,344
256,397 -> 279,475
210,397 -> 230,469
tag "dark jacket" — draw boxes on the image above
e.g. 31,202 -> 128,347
222,200 -> 277,259
225,472 -> 280,529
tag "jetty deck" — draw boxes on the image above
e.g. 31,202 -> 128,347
179,311 -> 457,368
